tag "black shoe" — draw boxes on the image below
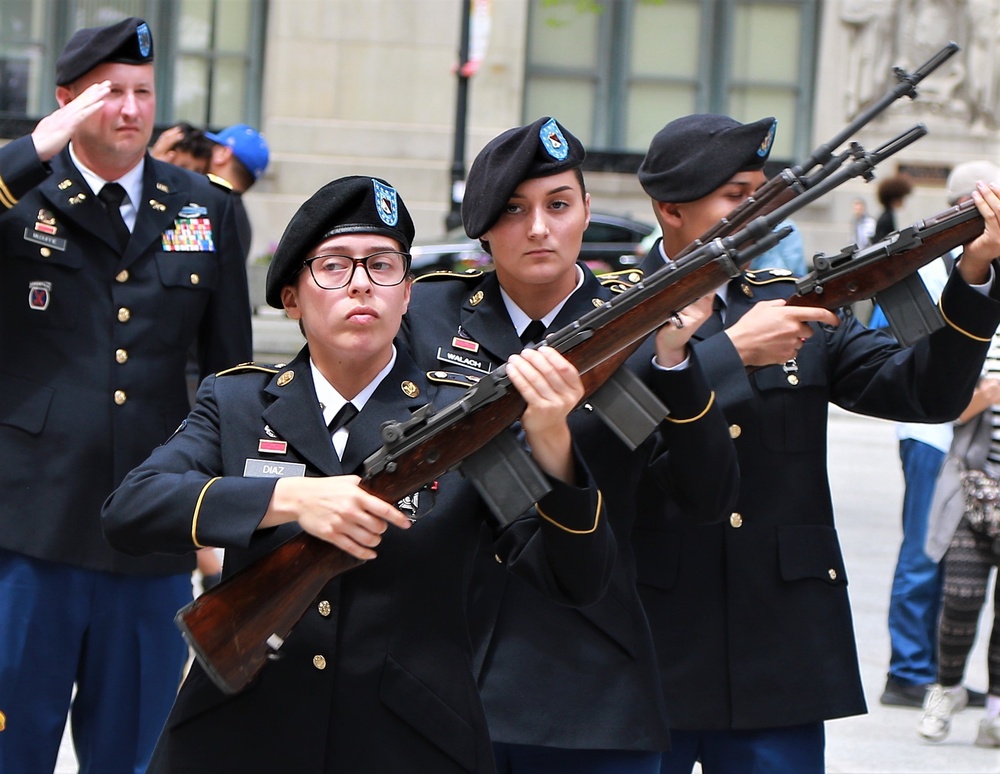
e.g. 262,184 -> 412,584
879,676 -> 929,708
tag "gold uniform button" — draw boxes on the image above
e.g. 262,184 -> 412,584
117,307 -> 131,322
40,247 -> 51,258
114,390 -> 127,405
494,554 -> 503,564
729,424 -> 741,439
730,512 -> 743,528
115,349 -> 128,364
787,373 -> 800,386
317,600 -> 331,617
0,709 -> 5,731
312,655 -> 327,670
116,270 -> 129,283
190,273 -> 200,285
828,568 -> 838,581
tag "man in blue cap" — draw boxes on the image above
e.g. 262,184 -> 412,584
0,16 -> 251,773
205,123 -> 269,194
634,113 -> 1000,773
205,123 -> 269,257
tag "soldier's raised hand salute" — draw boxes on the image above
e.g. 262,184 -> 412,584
29,79 -> 110,161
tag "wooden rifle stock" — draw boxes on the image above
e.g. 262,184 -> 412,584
786,199 -> 983,312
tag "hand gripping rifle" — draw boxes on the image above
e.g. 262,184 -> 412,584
176,124 -> 922,695
788,197 -> 987,334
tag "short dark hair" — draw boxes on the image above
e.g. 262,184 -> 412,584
167,123 -> 213,161
877,175 -> 913,208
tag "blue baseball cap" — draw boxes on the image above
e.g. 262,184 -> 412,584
205,124 -> 270,180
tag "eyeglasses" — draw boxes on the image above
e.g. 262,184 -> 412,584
303,251 -> 411,290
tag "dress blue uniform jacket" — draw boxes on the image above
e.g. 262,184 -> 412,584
102,346 -> 615,773
0,135 -> 252,575
635,245 -> 1000,731
400,266 -> 739,751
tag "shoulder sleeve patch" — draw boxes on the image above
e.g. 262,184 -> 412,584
426,370 -> 481,388
215,362 -> 283,377
744,268 -> 798,285
413,268 -> 487,283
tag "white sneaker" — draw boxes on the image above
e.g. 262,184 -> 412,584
917,684 -> 968,742
975,716 -> 1000,748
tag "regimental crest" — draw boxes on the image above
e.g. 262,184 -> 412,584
28,280 -> 51,311
372,180 -> 399,227
137,23 -> 152,57
539,118 -> 569,161
758,120 -> 777,158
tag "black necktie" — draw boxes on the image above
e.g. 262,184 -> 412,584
520,320 -> 546,346
327,402 -> 359,433
98,183 -> 130,250
328,402 -> 358,460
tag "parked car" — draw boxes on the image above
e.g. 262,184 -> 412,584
409,211 -> 655,276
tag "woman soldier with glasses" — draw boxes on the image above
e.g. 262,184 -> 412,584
102,175 -> 615,773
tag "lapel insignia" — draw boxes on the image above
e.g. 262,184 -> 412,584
57,179 -> 73,190
276,370 -> 295,387
258,439 -> 288,455
263,424 -> 277,438
592,298 -> 604,307
68,194 -> 86,205
149,199 -> 167,212
156,182 -> 170,192
451,337 -> 479,353
28,281 -> 51,310
401,380 -> 420,398
469,290 -> 484,306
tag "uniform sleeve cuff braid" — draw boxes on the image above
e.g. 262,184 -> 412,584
191,477 -> 222,548
938,299 -> 993,342
535,489 -> 603,534
663,391 -> 716,423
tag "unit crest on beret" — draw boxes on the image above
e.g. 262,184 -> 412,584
413,268 -> 486,283
215,362 -> 283,377
744,268 -> 798,285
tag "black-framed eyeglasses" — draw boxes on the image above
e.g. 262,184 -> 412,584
302,251 -> 411,290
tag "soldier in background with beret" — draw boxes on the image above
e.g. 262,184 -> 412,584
102,175 -> 616,773
0,16 -> 252,773
401,117 -> 739,772
634,113 -> 1000,773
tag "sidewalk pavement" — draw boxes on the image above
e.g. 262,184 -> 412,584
56,317 -> 999,772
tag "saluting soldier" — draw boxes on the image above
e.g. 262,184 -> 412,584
0,17 -> 251,774
102,175 -> 616,773
401,117 -> 739,773
634,113 -> 1000,773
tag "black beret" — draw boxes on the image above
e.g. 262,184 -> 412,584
265,176 -> 415,308
462,117 -> 585,239
56,17 -> 154,86
638,114 -> 777,203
